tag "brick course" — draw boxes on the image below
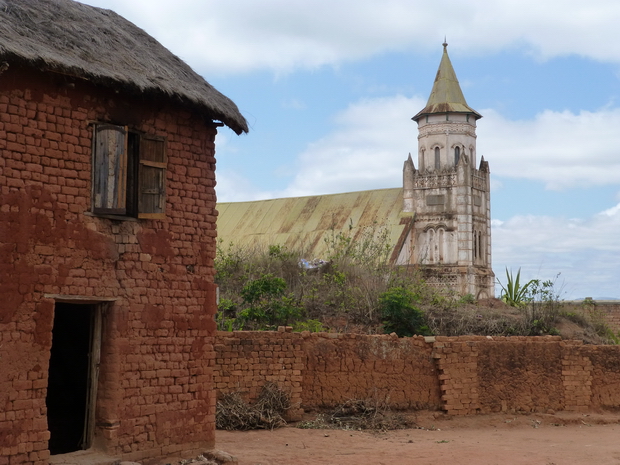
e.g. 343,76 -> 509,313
212,329 -> 305,421
599,302 -> 620,331
214,332 -> 620,417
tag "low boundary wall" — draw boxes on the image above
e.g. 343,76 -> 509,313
597,301 -> 620,331
213,332 -> 620,417
565,300 -> 620,332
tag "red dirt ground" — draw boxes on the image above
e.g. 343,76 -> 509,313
216,411 -> 620,465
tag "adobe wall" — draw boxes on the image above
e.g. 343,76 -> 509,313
213,332 -> 441,415
214,332 -> 620,418
564,300 -> 620,332
599,302 -> 620,331
212,330 -> 305,420
434,336 -> 620,415
0,65 -> 219,464
301,333 -> 441,410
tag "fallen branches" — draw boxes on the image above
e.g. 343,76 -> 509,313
216,382 -> 290,431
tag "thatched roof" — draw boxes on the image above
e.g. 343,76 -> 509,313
0,0 -> 248,134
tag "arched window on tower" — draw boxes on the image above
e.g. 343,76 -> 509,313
434,147 -> 440,170
438,228 -> 445,263
428,229 -> 435,263
454,146 -> 460,166
473,230 -> 477,259
478,232 -> 483,263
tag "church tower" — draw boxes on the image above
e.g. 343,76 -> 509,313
400,42 -> 494,298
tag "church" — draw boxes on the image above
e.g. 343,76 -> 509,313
217,43 -> 495,298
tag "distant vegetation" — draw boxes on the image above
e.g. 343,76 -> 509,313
214,229 -> 618,344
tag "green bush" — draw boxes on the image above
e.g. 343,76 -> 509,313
292,319 -> 325,333
238,273 -> 302,329
214,241 -> 606,342
379,287 -> 430,337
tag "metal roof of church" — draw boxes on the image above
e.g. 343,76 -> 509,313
216,188 -> 413,261
413,43 -> 481,121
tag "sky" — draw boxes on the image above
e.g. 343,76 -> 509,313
84,0 -> 620,300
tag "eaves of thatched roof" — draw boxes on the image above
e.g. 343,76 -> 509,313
0,0 -> 248,134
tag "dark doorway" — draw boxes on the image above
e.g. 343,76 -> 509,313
46,303 -> 98,455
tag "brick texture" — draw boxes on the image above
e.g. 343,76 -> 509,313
0,65 -> 219,463
212,329 -> 305,420
301,333 -> 440,410
214,333 -> 620,418
599,302 -> 620,331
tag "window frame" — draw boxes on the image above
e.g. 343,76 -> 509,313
91,124 -> 167,219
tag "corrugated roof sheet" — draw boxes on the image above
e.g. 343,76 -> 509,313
216,188 -> 413,261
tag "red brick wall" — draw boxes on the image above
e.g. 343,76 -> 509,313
564,301 -> 620,333
302,333 -> 441,410
214,333 -> 620,418
433,336 -> 620,415
588,345 -> 620,409
213,332 -> 440,417
212,330 -> 305,420
0,65 -> 219,464
599,302 -> 620,332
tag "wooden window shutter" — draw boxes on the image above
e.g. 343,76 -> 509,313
138,135 -> 166,219
92,125 -> 128,215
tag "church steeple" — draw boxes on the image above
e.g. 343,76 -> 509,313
413,42 -> 481,122
400,41 -> 494,298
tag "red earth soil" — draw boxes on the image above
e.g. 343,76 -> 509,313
216,411 -> 620,465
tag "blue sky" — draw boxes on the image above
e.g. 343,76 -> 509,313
85,0 -> 620,300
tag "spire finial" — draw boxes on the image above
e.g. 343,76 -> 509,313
443,37 -> 448,50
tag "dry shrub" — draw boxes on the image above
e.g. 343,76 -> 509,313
300,399 -> 415,431
216,382 -> 290,431
424,302 -> 528,337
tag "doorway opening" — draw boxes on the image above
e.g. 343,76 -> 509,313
46,302 -> 101,455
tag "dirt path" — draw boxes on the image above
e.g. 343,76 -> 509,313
216,412 -> 620,465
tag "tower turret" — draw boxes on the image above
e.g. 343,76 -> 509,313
403,153 -> 416,212
398,42 -> 494,298
413,42 -> 481,173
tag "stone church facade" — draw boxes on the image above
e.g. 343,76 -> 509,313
217,43 -> 494,298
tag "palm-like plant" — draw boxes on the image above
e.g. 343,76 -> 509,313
497,268 -> 535,307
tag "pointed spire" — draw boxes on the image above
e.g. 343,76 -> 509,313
403,153 -> 416,177
403,153 -> 416,212
413,42 -> 481,121
479,155 -> 489,172
406,152 -> 415,169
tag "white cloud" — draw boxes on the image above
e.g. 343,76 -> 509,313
214,170 -> 278,203
267,95 -> 620,196
479,108 -> 620,189
492,204 -> 620,299
84,0 -> 620,74
279,95 -> 425,197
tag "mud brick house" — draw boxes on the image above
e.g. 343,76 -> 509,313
0,0 -> 247,463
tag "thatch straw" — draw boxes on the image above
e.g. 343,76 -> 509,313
0,0 -> 248,134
